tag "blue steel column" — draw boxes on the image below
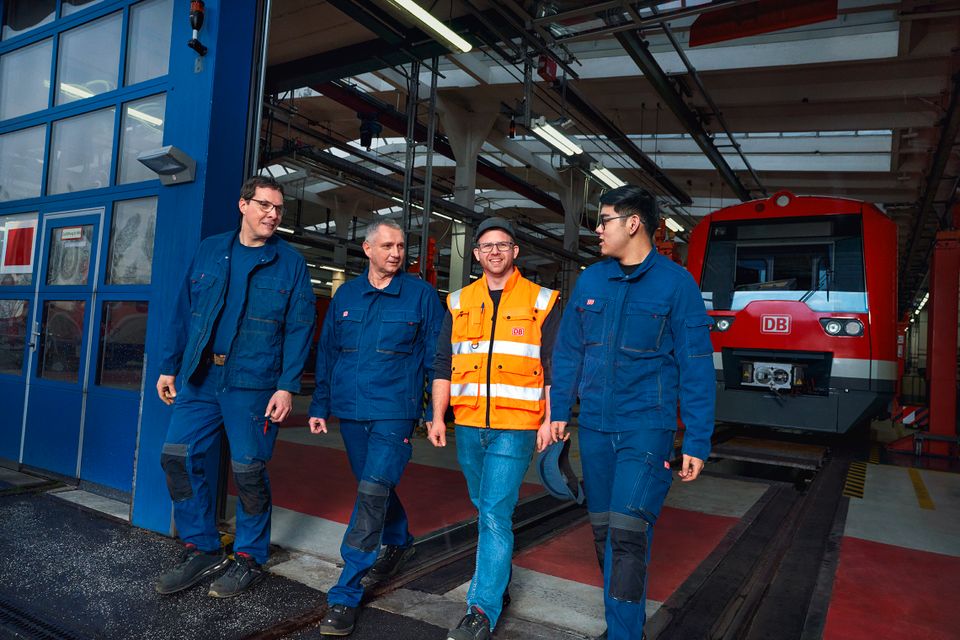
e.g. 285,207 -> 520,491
131,0 -> 262,535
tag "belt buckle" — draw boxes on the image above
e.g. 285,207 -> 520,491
212,354 -> 226,366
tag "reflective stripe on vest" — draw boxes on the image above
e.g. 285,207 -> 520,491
449,382 -> 544,402
451,339 -> 541,360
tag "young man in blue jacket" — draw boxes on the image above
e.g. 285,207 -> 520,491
550,185 -> 715,640
155,175 -> 316,598
309,219 -> 443,636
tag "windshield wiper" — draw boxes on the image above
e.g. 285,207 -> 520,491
800,268 -> 832,303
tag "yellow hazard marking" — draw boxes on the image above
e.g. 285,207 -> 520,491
842,462 -> 868,499
908,468 -> 935,510
869,444 -> 880,464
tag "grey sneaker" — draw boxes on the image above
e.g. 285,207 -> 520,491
447,606 -> 491,640
369,544 -> 415,580
207,552 -> 265,598
156,544 -> 228,595
319,603 -> 358,636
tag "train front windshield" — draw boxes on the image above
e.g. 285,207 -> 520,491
699,214 -> 867,313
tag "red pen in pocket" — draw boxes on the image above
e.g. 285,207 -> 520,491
264,418 -> 269,435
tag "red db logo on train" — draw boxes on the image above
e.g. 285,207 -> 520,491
761,315 -> 791,334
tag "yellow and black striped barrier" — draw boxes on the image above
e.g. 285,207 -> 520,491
842,461 -> 867,499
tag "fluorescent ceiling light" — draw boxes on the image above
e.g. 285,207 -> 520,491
589,163 -> 625,189
318,264 -> 345,273
664,217 -> 684,233
277,226 -> 294,234
532,116 -> 583,157
917,292 -> 929,312
383,0 -> 472,53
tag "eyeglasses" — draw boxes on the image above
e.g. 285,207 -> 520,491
595,213 -> 634,229
476,241 -> 515,253
247,198 -> 284,215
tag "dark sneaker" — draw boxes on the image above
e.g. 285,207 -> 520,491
156,544 -> 228,595
319,603 -> 358,636
447,606 -> 491,640
369,544 -> 415,580
207,552 -> 265,598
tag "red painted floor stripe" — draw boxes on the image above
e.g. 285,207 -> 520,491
514,506 -> 737,601
230,439 -> 541,536
824,536 -> 960,640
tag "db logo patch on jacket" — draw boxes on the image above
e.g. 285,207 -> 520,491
512,327 -> 525,336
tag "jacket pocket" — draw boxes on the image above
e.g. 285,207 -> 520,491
377,309 -> 420,355
621,300 -> 669,353
577,298 -> 606,346
451,352 -> 483,408
684,315 -> 714,358
249,275 -> 290,322
491,355 -> 543,409
626,452 -> 673,524
336,308 -> 364,351
501,308 -> 536,341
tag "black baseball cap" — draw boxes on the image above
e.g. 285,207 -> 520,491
474,216 -> 516,243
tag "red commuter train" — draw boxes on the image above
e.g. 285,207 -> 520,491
685,192 -> 898,433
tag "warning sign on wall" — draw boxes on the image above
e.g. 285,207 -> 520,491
0,219 -> 37,275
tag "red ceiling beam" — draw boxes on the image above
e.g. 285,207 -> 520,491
689,0 -> 838,47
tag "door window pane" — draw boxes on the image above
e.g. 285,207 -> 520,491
107,198 -> 156,285
97,300 -> 147,390
1,0 -> 55,41
38,300 -> 85,382
126,0 -> 173,85
0,38 -> 53,121
47,224 -> 93,286
55,12 -> 121,105
48,108 -> 115,195
117,94 -> 166,185
0,125 -> 46,202
62,0 -> 106,17
0,298 -> 28,375
0,212 -> 39,286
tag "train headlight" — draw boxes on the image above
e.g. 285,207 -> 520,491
844,320 -> 863,336
824,320 -> 842,335
714,317 -> 734,332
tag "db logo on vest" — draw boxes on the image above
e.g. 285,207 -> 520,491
512,327 -> 525,336
761,315 -> 791,334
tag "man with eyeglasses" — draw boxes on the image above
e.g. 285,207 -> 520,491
428,217 -> 560,640
155,175 -> 316,598
308,219 -> 443,636
550,185 -> 715,640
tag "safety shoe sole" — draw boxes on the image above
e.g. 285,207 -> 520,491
156,555 -> 230,595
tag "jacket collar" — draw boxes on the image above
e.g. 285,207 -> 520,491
605,249 -> 659,281
360,267 -> 404,296
480,266 -> 522,294
211,231 -> 279,265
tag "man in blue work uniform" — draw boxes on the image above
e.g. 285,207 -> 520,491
550,185 -> 715,640
155,176 -> 316,598
308,219 -> 443,636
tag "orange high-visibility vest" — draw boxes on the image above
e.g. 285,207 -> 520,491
447,268 -> 559,429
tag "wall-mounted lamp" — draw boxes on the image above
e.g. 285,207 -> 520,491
531,116 -> 583,157
188,0 -> 208,56
137,145 -> 197,185
589,163 -> 625,189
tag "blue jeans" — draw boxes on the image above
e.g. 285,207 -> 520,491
456,425 -> 537,630
579,426 -> 675,640
160,364 -> 279,564
327,419 -> 415,607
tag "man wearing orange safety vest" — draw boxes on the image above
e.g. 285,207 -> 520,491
428,217 -> 560,640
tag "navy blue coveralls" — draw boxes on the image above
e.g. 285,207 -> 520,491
550,251 -> 715,639
159,230 -> 316,564
310,269 -> 443,608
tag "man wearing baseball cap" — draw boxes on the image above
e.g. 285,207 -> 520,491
428,217 -> 560,640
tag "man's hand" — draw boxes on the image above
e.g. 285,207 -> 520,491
536,421 -> 556,452
308,417 -> 327,434
679,454 -> 705,482
265,390 -> 293,423
427,421 -> 447,447
156,375 -> 177,405
550,420 -> 569,444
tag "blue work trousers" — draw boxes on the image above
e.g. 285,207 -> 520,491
328,419 -> 416,607
160,364 -> 279,565
579,426 -> 676,640
456,425 -> 537,630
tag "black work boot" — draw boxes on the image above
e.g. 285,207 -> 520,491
156,543 -> 229,595
446,606 -> 491,640
319,604 -> 359,636
369,544 -> 416,580
207,552 -> 265,598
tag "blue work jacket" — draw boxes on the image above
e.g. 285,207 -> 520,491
309,269 -> 444,422
550,251 -> 716,461
159,230 -> 316,393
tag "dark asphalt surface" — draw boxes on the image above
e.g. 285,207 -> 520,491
0,492 -> 445,640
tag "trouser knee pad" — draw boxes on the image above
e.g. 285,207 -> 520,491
346,479 -> 391,552
233,460 -> 270,515
608,512 -> 649,603
160,443 -> 193,502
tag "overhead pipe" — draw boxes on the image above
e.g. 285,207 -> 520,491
614,29 -> 753,201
